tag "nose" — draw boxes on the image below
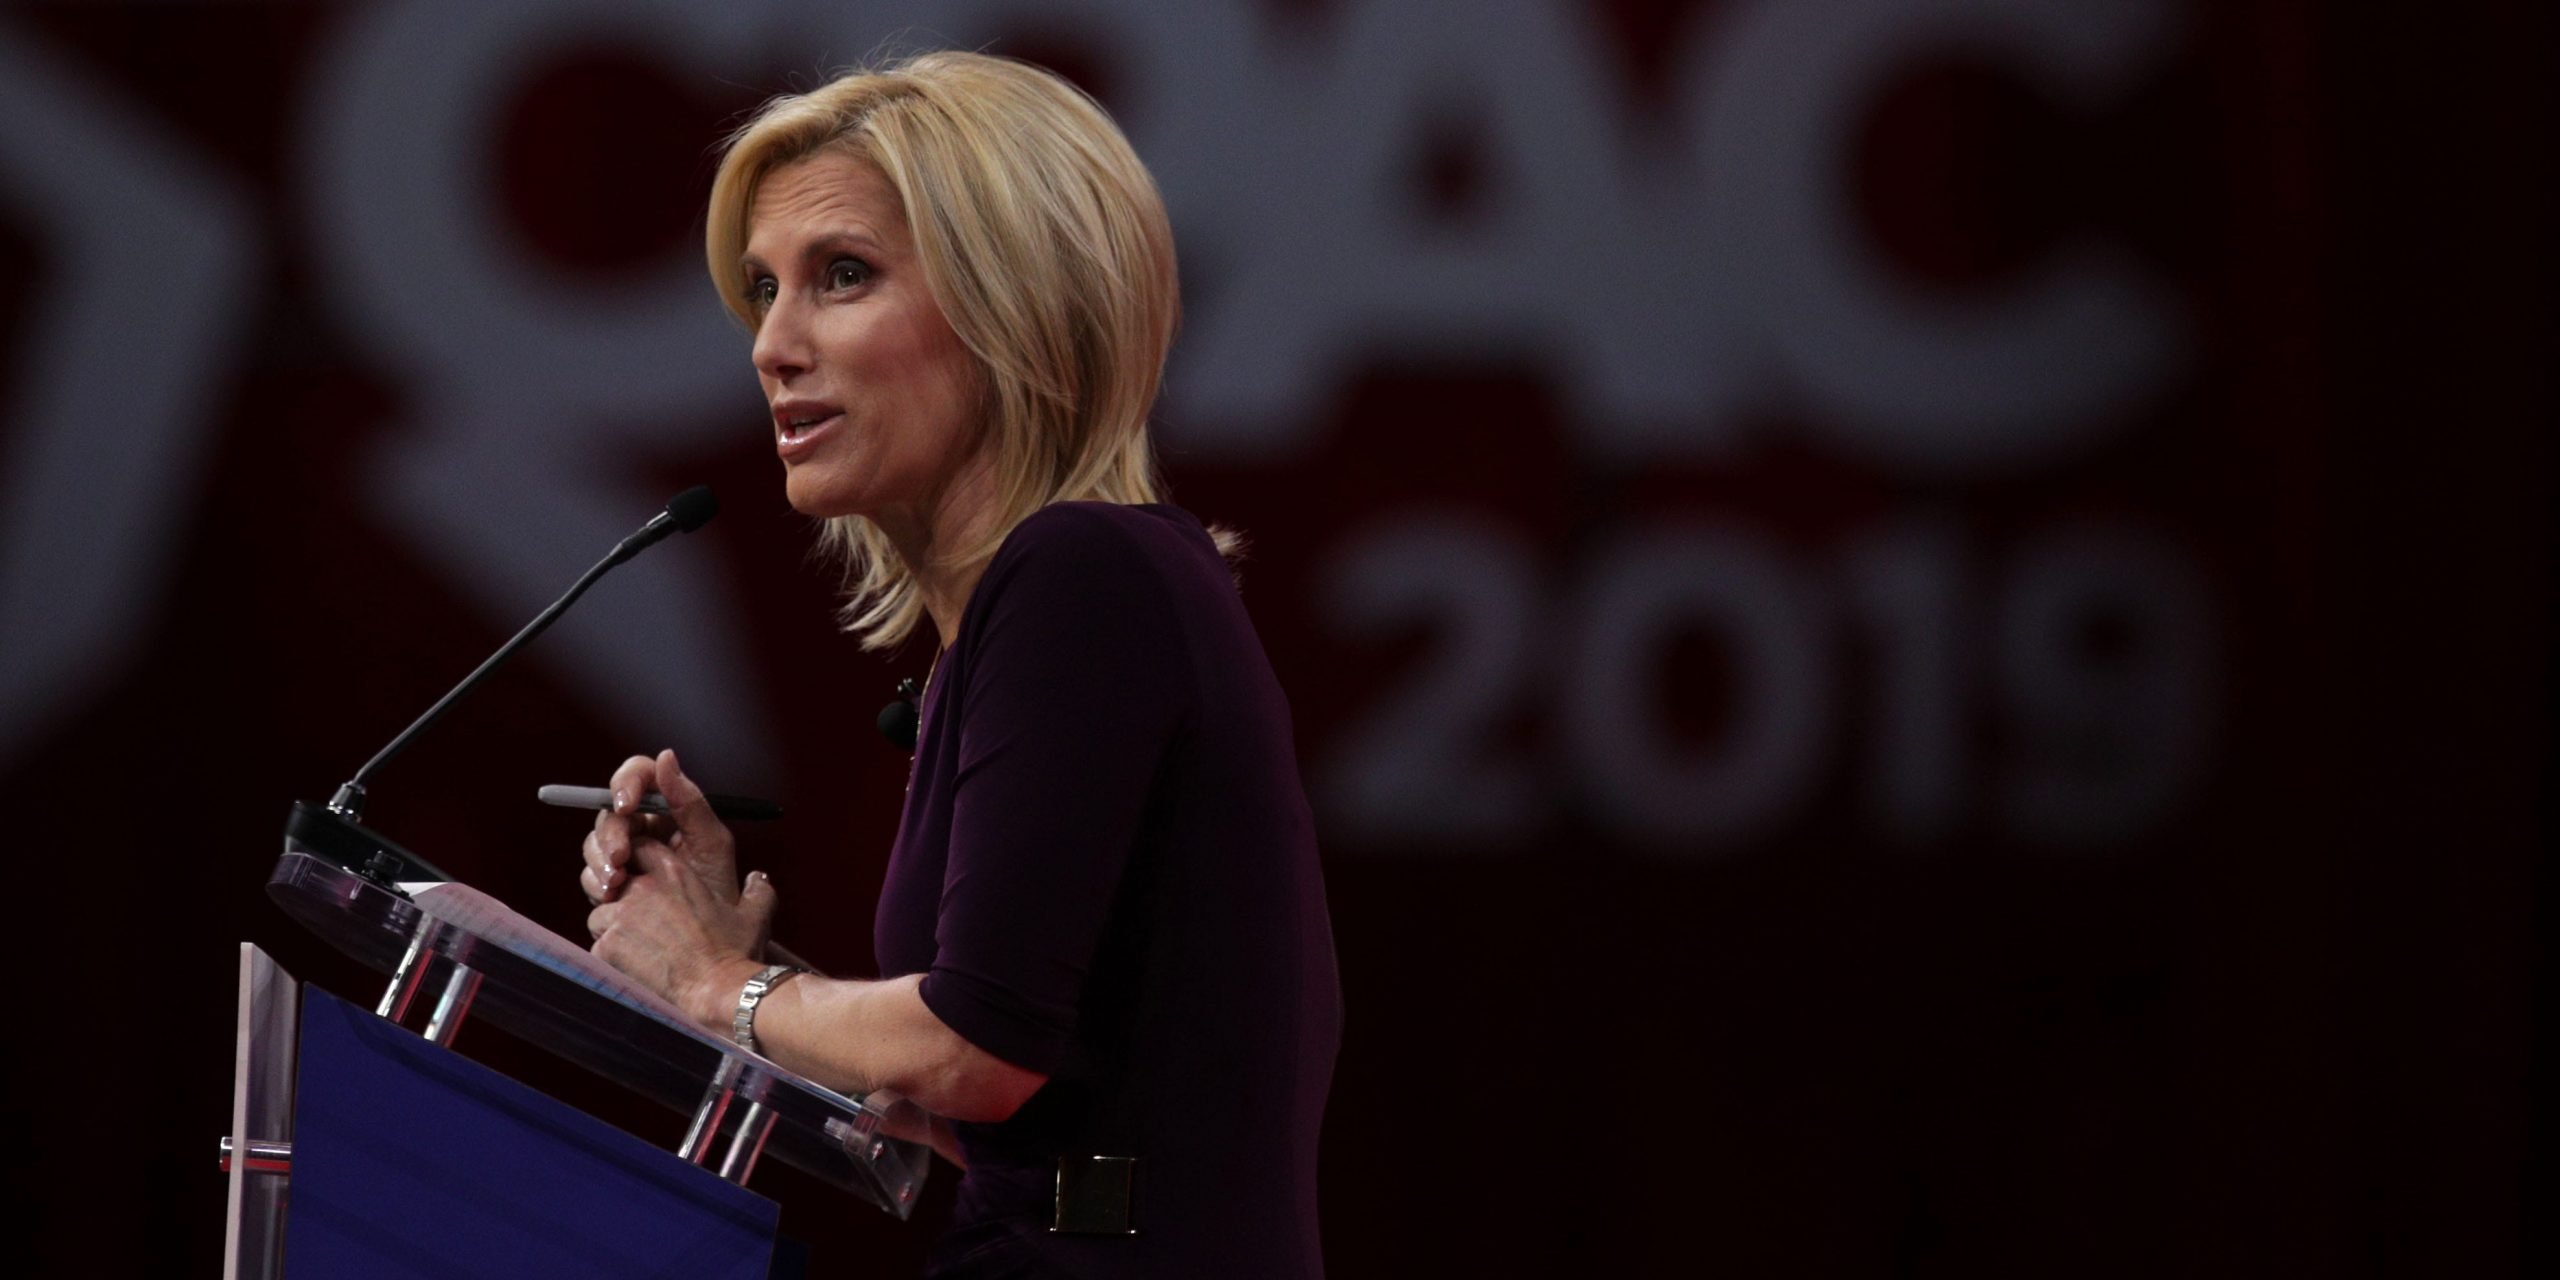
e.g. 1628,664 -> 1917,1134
751,295 -> 810,385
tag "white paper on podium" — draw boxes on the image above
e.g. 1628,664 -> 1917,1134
397,879 -> 718,1043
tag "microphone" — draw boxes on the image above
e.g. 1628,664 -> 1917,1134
611,484 -> 720,565
289,486 -> 719,887
878,678 -> 922,749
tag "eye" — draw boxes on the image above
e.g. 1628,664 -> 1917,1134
825,257 -> 874,291
745,275 -> 777,313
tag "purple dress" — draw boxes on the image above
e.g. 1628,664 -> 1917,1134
873,503 -> 1340,1278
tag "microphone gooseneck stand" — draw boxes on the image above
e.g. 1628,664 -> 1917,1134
287,486 -> 721,891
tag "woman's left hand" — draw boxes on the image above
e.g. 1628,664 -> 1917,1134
585,750 -> 779,1026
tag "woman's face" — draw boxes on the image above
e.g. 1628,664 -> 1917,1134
742,151 -> 983,523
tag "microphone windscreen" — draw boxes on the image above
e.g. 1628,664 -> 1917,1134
667,485 -> 720,533
877,697 -> 920,749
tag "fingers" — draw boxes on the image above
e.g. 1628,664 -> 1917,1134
740,868 -> 778,925
607,753 -> 659,815
587,753 -> 676,904
739,869 -> 779,958
582,830 -> 623,903
584,748 -> 739,921
630,833 -> 679,877
586,900 -> 618,940
591,806 -> 669,853
583,824 -> 668,897
654,748 -> 732,853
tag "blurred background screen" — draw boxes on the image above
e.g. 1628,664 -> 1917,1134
0,1 -> 2546,1275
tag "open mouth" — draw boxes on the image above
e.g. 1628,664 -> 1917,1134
776,409 -> 843,444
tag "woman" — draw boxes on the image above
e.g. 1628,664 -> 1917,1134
575,51 -> 1340,1278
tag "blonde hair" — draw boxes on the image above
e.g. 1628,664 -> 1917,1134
707,51 -> 1227,650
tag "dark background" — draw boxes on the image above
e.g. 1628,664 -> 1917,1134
0,2 -> 2548,1275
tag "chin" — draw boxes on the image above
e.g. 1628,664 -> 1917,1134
783,476 -> 864,520
788,495 -> 861,520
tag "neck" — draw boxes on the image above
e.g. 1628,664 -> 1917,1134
875,449 -> 1006,652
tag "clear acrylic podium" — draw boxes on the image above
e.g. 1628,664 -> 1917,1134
227,845 -> 932,1278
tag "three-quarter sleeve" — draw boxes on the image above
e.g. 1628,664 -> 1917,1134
916,507 -> 1192,1075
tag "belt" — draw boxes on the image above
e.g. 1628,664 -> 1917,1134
1051,1155 -> 1140,1235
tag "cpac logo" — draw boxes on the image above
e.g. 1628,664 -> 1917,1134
0,0 -> 2179,770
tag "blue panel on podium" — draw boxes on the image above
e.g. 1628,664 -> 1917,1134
284,988 -> 778,1280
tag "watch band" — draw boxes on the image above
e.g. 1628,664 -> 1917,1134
732,963 -> 807,1052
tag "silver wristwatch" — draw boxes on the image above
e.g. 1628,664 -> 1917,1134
732,963 -> 807,1052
